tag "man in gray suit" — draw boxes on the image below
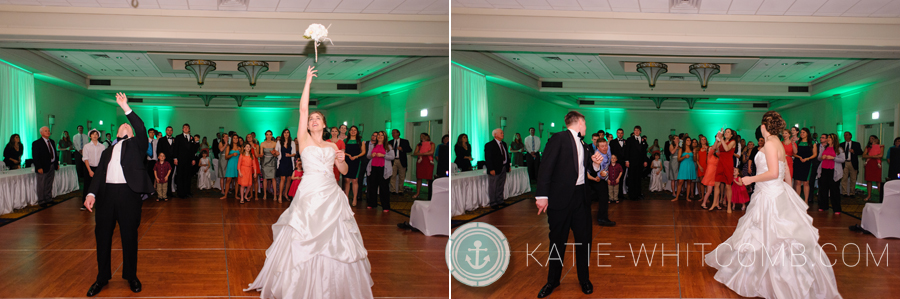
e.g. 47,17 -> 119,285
484,128 -> 510,209
32,126 -> 59,207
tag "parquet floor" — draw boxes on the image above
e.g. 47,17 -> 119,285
0,193 -> 449,298
450,191 -> 900,298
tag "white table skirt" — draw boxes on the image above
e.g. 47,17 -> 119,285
451,167 -> 531,217
0,165 -> 79,214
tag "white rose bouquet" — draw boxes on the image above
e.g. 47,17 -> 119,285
303,23 -> 333,62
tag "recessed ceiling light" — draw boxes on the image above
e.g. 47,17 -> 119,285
512,58 -> 520,61
101,69 -> 106,71
60,55 -> 67,58
834,64 -> 841,66
552,71 -> 558,73
567,59 -> 574,62
763,75 -> 770,77
383,61 -> 389,64
116,57 -> 122,59
809,76 -> 815,78
583,72 -> 590,74
357,73 -> 363,76
330,60 -> 337,63
781,63 -> 788,66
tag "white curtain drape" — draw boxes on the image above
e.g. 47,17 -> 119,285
0,61 -> 37,162
451,64 -> 488,168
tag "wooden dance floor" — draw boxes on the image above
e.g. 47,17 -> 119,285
451,194 -> 900,298
0,195 -> 448,298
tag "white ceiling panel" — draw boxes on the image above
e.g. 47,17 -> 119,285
454,0 -> 900,16
0,0 -> 448,14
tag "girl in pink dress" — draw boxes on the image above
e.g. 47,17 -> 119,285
288,159 -> 303,198
731,168 -> 749,211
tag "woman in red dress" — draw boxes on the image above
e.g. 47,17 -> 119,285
247,134 -> 261,201
781,129 -> 796,186
714,129 -> 737,213
862,135 -> 884,201
329,127 -> 345,184
412,133 -> 435,198
696,135 -> 709,204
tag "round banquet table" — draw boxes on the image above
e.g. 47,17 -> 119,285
0,165 -> 79,215
451,166 -> 531,216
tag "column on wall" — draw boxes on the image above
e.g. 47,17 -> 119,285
0,61 -> 37,161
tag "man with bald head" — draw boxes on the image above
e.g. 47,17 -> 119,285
32,126 -> 59,207
485,128 -> 510,209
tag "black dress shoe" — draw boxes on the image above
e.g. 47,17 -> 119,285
128,278 -> 142,293
598,220 -> 616,227
581,281 -> 593,294
86,281 -> 107,297
537,283 -> 559,298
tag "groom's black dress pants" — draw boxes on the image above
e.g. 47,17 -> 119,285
95,184 -> 143,283
546,185 -> 592,285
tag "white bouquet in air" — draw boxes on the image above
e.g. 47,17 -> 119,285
303,23 -> 333,62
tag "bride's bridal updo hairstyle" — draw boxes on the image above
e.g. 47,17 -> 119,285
761,111 -> 786,136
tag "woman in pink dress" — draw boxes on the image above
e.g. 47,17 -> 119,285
862,135 -> 884,201
701,136 -> 719,209
329,127 -> 345,184
781,129 -> 796,186
412,133 -> 435,198
288,159 -> 303,198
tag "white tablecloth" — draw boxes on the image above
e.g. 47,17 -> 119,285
0,165 -> 79,214
451,167 -> 531,216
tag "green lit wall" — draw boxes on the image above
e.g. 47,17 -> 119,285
484,81 -> 568,149
34,80 -> 117,142
123,107 -> 300,142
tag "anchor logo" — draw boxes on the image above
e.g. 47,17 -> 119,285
465,240 -> 491,269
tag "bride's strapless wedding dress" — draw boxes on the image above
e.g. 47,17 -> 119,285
245,146 -> 374,299
705,151 -> 841,299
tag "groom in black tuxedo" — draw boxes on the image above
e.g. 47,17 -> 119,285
535,111 -> 603,298
83,93 -> 153,296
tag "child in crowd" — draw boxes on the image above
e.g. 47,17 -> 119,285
153,152 -> 172,202
608,155 -> 623,204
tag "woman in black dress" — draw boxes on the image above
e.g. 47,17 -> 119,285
793,128 -> 817,204
343,126 -> 366,206
454,134 -> 473,172
3,134 -> 23,170
275,129 -> 296,202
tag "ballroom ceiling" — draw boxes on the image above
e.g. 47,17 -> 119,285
451,0 -> 900,17
0,0 -> 449,14
40,49 -> 407,81
492,52 -> 861,82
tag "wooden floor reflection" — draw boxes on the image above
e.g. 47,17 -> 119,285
451,195 -> 900,298
0,195 -> 448,298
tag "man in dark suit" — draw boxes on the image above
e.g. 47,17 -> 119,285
484,128 -> 510,209
172,124 -> 198,198
389,129 -> 413,194
157,126 -> 176,198
625,126 -> 647,200
840,131 -> 863,196
609,128 -> 626,200
83,93 -> 153,296
535,111 -> 603,298
32,126 -> 59,207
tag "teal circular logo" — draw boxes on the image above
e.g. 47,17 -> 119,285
446,222 -> 510,287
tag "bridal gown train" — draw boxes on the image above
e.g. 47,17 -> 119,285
705,151 -> 841,299
245,146 -> 374,298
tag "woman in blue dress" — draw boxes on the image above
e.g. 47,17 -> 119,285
220,134 -> 241,200
674,137 -> 698,201
275,129 -> 297,203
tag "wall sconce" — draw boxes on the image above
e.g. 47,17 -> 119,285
836,122 -> 843,134
385,120 -> 391,132
99,120 -> 104,125
87,120 -> 93,130
47,115 -> 55,131
551,122 -> 555,128
343,121 -> 348,126
420,109 -> 428,117
359,123 -> 365,134
873,111 -> 880,119
538,122 -> 544,137
500,117 -> 507,130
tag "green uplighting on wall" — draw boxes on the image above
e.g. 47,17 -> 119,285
0,58 -> 32,74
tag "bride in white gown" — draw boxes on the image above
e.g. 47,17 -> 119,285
705,111 -> 841,299
244,66 -> 374,298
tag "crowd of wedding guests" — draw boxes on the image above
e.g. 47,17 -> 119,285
453,124 -> 900,220
3,123 -> 452,212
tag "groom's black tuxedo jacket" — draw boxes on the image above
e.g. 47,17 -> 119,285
536,130 -> 598,211
88,111 -> 154,198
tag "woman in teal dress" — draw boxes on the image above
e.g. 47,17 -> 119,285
220,134 -> 242,200
674,137 -> 698,201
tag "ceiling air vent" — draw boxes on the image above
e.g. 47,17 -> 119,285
342,59 -> 361,63
752,103 -> 769,108
579,100 -> 595,105
542,81 -> 563,88
218,74 -> 233,78
310,100 -> 318,106
788,86 -> 809,92
128,98 -> 143,103
90,54 -> 111,59
337,84 -> 358,90
89,79 -> 111,86
793,61 -> 813,66
542,56 -> 563,62
669,76 -> 685,80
